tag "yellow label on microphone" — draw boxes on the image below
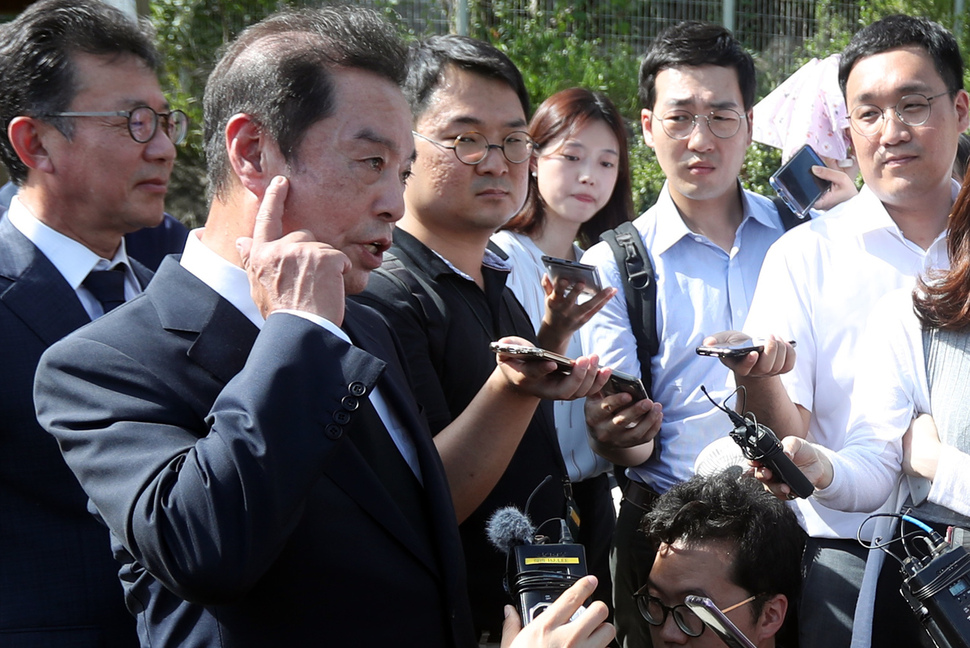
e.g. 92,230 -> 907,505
524,557 -> 581,565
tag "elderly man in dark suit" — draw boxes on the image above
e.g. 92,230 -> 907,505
0,1 -> 183,645
34,6 -> 615,648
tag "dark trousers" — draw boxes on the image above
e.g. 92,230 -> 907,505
573,472 -> 617,619
799,537 -> 867,648
611,482 -> 659,648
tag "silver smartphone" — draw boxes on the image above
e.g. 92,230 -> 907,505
541,255 -> 602,296
684,595 -> 757,648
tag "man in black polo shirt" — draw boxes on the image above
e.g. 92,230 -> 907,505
353,35 -> 603,643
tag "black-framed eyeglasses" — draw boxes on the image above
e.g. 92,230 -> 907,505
412,130 -> 535,165
45,106 -> 189,145
848,91 -> 951,137
634,586 -> 757,637
656,109 -> 746,140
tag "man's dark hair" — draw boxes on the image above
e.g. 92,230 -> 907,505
645,471 -> 805,622
0,0 -> 159,184
838,14 -> 964,98
638,21 -> 756,112
203,5 -> 407,201
403,34 -> 530,120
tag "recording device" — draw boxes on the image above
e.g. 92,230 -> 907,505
541,255 -> 603,296
702,386 -> 815,499
769,144 -> 832,217
890,515 -> 970,648
684,595 -> 757,648
486,500 -> 588,624
696,338 -> 796,359
489,342 -> 649,402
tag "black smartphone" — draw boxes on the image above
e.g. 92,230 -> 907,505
603,369 -> 648,402
684,595 -> 757,648
541,255 -> 602,296
489,342 -> 574,373
695,339 -> 795,359
769,144 -> 832,217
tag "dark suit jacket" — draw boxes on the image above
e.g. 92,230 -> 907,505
0,216 -> 149,647
34,258 -> 475,648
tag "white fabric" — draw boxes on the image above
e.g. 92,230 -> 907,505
180,229 -> 422,482
7,195 -> 139,319
490,230 -> 612,482
743,183 -> 951,541
580,182 -> 786,492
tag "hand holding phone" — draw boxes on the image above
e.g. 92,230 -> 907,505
541,255 -> 602,296
770,144 -> 832,216
696,338 -> 795,359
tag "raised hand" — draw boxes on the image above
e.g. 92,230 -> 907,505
236,176 -> 352,325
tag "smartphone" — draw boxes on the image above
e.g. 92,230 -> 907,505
684,595 -> 757,648
489,342 -> 648,401
541,255 -> 602,296
603,369 -> 648,402
695,339 -> 796,359
489,342 -> 574,373
769,144 -> 832,217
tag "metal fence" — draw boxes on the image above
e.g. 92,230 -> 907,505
358,0 -> 863,80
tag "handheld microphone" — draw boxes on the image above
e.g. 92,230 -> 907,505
702,386 -> 815,499
486,502 -> 588,624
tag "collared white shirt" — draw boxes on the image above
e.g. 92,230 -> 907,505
180,229 -> 422,482
7,195 -> 140,320
491,230 -> 612,482
580,182 -> 788,492
744,182 -> 952,539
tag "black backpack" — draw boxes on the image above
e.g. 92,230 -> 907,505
598,196 -> 806,398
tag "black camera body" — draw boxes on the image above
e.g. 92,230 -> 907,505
729,418 -> 815,499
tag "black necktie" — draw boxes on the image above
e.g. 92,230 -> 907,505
82,265 -> 127,315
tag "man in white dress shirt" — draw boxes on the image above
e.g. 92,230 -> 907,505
712,14 -> 968,648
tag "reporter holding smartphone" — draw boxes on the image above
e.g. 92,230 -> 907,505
491,87 -> 630,616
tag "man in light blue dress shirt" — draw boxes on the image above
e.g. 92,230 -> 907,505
579,22 -> 795,648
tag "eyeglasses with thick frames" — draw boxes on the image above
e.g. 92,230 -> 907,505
634,587 -> 758,637
656,109 -> 747,140
848,91 -> 951,137
45,106 -> 189,145
412,130 -> 535,165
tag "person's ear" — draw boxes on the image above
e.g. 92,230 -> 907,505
744,108 -> 754,146
755,594 -> 788,643
953,89 -> 970,133
8,116 -> 56,174
225,113 -> 283,196
641,108 -> 656,149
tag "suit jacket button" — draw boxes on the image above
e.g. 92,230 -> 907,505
333,410 -> 351,425
341,396 -> 360,411
325,424 -> 343,440
348,381 -> 367,396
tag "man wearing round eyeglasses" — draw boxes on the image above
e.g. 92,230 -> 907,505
0,0 -> 184,646
636,471 -> 804,648
709,14 -> 969,648
578,22 -> 799,648
354,35 -> 603,643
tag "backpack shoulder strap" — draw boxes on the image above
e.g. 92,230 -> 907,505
599,221 -> 656,398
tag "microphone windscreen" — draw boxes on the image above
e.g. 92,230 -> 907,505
486,506 -> 535,554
